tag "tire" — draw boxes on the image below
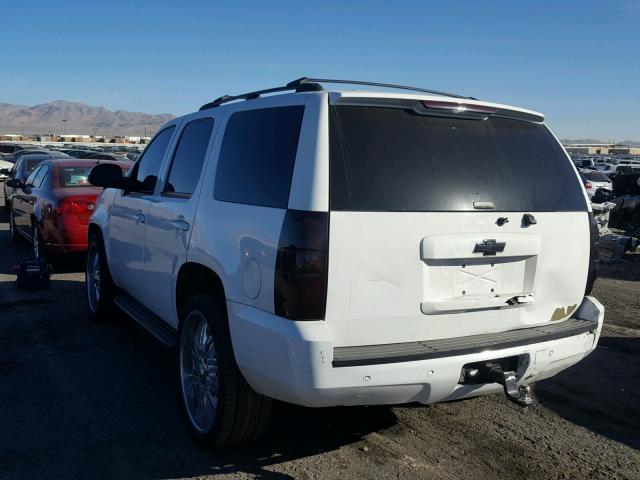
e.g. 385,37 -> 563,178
86,233 -> 116,320
3,196 -> 9,212
32,223 -> 46,259
178,294 -> 271,447
9,208 -> 21,242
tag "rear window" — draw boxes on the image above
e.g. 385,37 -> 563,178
583,171 -> 611,182
330,105 -> 587,212
59,166 -> 93,187
25,158 -> 46,173
214,106 -> 304,208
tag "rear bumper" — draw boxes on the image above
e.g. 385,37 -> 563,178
228,296 -> 604,407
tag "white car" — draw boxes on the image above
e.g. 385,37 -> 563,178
87,78 -> 605,447
580,170 -> 613,197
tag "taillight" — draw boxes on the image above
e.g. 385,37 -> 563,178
584,182 -> 593,189
274,209 -> 329,320
585,212 -> 599,295
58,198 -> 94,214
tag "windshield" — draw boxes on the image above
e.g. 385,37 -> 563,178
330,105 -> 587,212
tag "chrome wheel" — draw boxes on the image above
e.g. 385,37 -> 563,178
180,311 -> 219,434
86,244 -> 101,313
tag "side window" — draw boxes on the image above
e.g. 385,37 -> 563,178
25,165 -> 42,186
214,106 -> 304,208
32,165 -> 49,188
12,159 -> 22,175
130,126 -> 175,194
163,117 -> 214,197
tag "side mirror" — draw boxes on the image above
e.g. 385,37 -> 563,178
89,163 -> 125,189
6,178 -> 22,188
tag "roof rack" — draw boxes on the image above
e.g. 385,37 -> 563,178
199,77 -> 474,110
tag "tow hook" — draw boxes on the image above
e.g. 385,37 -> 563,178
488,366 -> 534,407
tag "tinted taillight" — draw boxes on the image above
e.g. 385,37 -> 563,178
274,209 -> 329,320
585,211 -> 599,295
58,198 -> 93,214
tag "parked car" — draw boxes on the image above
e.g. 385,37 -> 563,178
81,152 -> 128,161
60,149 -> 95,158
0,143 -> 27,156
580,170 -> 613,198
7,158 -> 131,259
87,78 -> 604,447
2,153 -> 70,211
4,148 -> 52,164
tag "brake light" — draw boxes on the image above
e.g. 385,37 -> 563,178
585,212 -> 599,295
274,210 -> 329,320
584,182 -> 593,189
421,100 -> 496,114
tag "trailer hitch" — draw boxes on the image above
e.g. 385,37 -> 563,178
488,366 -> 534,407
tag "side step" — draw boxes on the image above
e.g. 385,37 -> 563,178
114,294 -> 177,347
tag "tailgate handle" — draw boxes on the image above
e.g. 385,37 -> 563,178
421,294 -> 534,315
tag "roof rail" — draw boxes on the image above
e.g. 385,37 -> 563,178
199,77 -> 474,110
288,77 -> 475,100
199,81 -> 323,111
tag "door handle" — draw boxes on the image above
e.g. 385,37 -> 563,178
172,219 -> 190,232
135,212 -> 146,224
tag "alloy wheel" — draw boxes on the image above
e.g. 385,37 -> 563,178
86,244 -> 101,313
179,311 -> 219,434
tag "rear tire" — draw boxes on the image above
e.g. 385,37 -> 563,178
178,294 -> 271,447
32,223 -> 46,259
86,233 -> 116,320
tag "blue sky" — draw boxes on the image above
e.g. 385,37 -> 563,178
1,0 -> 638,139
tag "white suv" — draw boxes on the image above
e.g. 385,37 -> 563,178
87,78 -> 605,447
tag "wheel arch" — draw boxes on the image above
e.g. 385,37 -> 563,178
175,262 -> 227,323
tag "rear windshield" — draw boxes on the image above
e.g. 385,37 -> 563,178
583,171 -> 611,182
59,166 -> 92,187
330,105 -> 587,212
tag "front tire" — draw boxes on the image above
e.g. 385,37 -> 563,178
178,294 -> 271,447
86,234 -> 116,320
9,209 -> 20,242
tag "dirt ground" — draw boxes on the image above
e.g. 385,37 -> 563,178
0,201 -> 638,479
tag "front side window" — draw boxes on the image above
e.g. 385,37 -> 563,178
130,126 -> 175,194
214,106 -> 304,208
164,118 -> 214,197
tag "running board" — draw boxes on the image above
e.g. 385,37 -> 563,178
114,294 -> 177,347
332,317 -> 598,367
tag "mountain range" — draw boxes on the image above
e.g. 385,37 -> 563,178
561,138 -> 640,147
0,101 -> 175,137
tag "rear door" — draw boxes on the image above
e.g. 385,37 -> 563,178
325,101 -> 590,347
142,116 -> 216,325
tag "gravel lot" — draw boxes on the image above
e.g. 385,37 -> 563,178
0,200 -> 638,480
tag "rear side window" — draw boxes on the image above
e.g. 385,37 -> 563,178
25,158 -> 45,173
215,106 -> 304,208
130,126 -> 175,194
164,118 -> 214,197
25,165 -> 43,186
330,106 -> 587,212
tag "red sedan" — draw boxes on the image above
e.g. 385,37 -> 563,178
8,159 -> 131,259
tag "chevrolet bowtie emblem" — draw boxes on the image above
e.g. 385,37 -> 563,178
473,239 -> 506,256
